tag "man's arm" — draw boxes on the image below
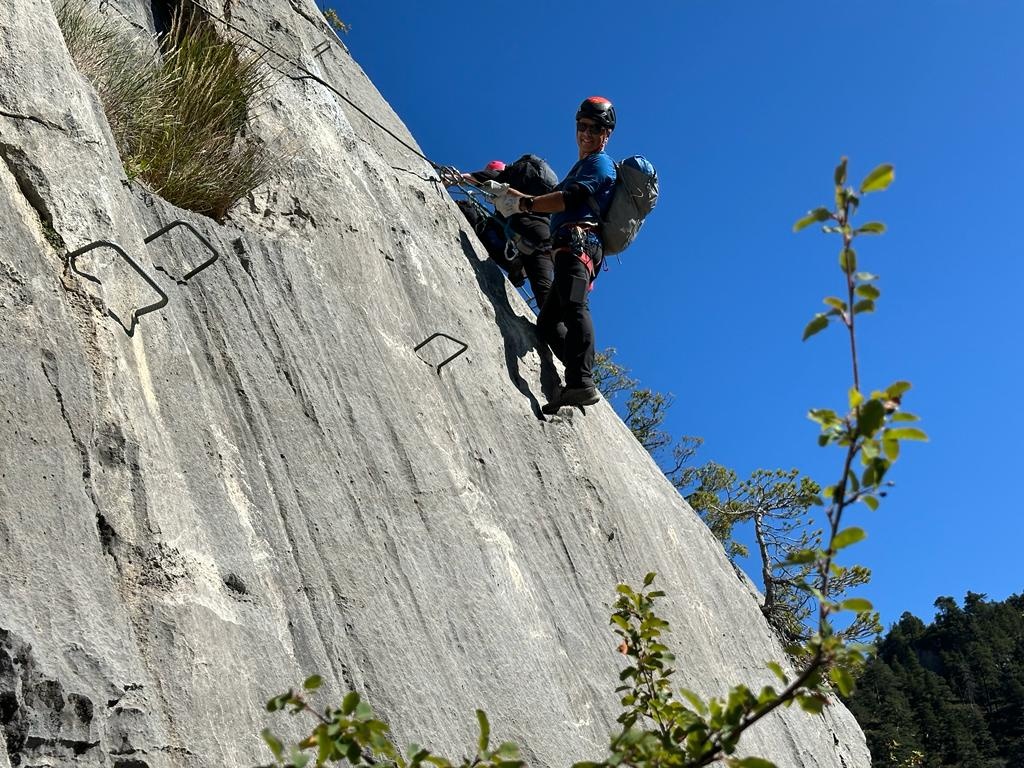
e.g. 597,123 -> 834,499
513,189 -> 566,214
506,181 -> 597,214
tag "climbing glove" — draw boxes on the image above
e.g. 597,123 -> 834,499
488,185 -> 522,218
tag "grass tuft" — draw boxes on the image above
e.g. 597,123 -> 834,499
56,1 -> 278,221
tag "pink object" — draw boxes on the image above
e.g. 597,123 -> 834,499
484,160 -> 506,172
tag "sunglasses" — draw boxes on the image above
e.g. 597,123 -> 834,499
576,121 -> 606,137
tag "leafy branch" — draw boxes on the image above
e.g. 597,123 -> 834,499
259,678 -> 522,768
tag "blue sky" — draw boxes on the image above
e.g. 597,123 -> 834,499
329,2 -> 1022,629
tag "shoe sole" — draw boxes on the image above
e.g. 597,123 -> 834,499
542,396 -> 599,414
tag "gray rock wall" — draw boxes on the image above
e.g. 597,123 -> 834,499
0,1 -> 870,766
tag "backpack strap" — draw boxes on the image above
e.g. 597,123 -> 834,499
586,160 -> 620,221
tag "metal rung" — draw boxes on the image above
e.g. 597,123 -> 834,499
143,220 -> 221,283
414,333 -> 468,374
313,40 -> 331,59
67,240 -> 169,338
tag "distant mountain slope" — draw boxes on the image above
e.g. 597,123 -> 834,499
845,592 -> 1024,767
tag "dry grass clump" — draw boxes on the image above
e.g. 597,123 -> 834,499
55,1 -> 277,221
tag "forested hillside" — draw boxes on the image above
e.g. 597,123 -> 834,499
845,592 -> 1024,767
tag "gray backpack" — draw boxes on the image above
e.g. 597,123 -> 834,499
590,155 -> 659,256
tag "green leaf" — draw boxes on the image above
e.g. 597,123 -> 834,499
891,412 -> 920,422
494,742 -> 521,760
802,313 -> 830,341
862,494 -> 880,511
855,284 -> 880,300
797,694 -> 826,714
303,675 -> 323,691
793,207 -> 832,232
786,549 -> 817,565
858,399 -> 886,436
291,747 -> 311,768
839,248 -> 857,272
856,221 -> 886,234
853,299 -> 876,314
841,597 -> 874,612
829,666 -> 855,697
860,163 -> 895,193
855,271 -> 879,282
886,381 -> 913,397
882,438 -> 900,461
261,729 -> 285,761
809,408 -> 840,426
834,156 -> 848,187
615,584 -> 633,596
476,709 -> 490,754
862,464 -> 877,487
679,687 -> 709,715
766,661 -> 788,683
885,427 -> 928,441
832,527 -> 866,550
643,572 -> 656,587
355,701 -> 373,719
346,742 -> 361,763
318,733 -> 333,765
861,439 -> 880,460
342,691 -> 360,715
824,296 -> 846,311
848,386 -> 863,408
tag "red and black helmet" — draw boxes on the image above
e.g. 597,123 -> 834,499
470,160 -> 506,183
576,96 -> 616,130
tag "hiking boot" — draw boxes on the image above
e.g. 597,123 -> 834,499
542,386 -> 600,414
560,386 -> 600,406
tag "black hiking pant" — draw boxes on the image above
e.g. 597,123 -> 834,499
518,248 -> 553,310
537,227 -> 603,390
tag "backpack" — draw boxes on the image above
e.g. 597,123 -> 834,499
498,154 -> 559,197
590,155 -> 658,256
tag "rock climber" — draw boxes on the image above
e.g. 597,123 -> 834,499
454,155 -> 558,310
492,97 -> 618,413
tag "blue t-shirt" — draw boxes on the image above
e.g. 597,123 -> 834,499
550,150 -> 617,234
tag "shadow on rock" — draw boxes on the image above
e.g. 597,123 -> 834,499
457,230 -> 559,418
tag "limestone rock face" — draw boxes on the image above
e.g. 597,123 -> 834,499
0,1 -> 870,766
